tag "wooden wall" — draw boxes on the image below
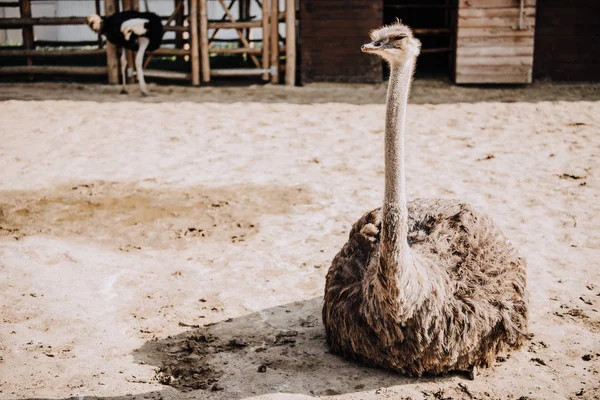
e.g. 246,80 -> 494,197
533,0 -> 600,82
299,0 -> 383,83
455,0 -> 536,84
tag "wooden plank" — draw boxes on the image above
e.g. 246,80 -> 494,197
210,68 -> 270,76
209,47 -> 261,54
35,39 -> 105,47
457,65 -> 532,75
459,7 -> 535,18
175,0 -> 185,49
152,48 -> 190,56
0,49 -> 106,57
270,0 -> 279,83
0,66 -> 108,75
261,0 -> 270,81
458,36 -> 534,47
105,0 -> 119,84
457,45 -> 534,57
190,0 -> 200,86
137,69 -> 191,79
457,55 -> 533,66
285,0 -> 296,86
456,74 -> 530,84
459,16 -> 535,28
164,25 -> 188,33
459,0 -> 535,8
208,20 -> 262,29
199,0 -> 210,82
19,0 -> 34,71
0,17 -> 87,27
457,27 -> 535,38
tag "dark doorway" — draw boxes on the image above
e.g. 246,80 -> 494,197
533,0 -> 600,82
383,0 -> 458,79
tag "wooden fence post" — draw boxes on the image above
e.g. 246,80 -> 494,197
19,0 -> 34,73
261,0 -> 270,81
104,0 -> 119,84
199,0 -> 210,82
285,0 -> 295,86
174,0 -> 185,49
270,0 -> 279,83
190,0 -> 200,85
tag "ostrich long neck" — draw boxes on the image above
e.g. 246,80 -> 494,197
379,59 -> 416,291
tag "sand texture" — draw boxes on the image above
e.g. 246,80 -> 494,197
0,82 -> 599,400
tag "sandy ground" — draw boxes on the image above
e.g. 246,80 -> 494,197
0,81 -> 599,400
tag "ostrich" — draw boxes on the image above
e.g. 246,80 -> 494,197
322,22 -> 528,379
87,11 -> 163,96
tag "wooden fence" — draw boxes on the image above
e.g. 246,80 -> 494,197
0,0 -> 296,85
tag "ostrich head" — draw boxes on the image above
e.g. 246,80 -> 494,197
361,21 -> 421,66
86,14 -> 103,32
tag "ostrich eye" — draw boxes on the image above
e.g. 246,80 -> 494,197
393,35 -> 407,41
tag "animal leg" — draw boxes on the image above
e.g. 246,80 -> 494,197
135,37 -> 150,96
468,365 -> 478,381
120,49 -> 128,95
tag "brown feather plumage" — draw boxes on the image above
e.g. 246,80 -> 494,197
323,199 -> 528,376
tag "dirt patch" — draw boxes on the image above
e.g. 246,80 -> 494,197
0,181 -> 314,249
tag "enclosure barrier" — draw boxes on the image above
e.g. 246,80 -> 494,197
0,0 -> 296,85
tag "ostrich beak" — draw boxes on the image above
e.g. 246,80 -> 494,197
361,41 -> 382,53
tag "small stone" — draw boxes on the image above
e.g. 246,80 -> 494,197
229,338 -> 248,348
580,296 -> 593,305
530,357 -> 546,366
211,383 -> 224,391
582,354 -> 593,361
258,365 -> 267,373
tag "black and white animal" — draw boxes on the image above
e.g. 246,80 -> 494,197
87,11 -> 163,96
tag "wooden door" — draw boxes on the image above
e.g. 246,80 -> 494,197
533,0 -> 600,82
299,0 -> 383,83
455,0 -> 536,84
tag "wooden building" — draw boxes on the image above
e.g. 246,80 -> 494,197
299,0 -> 600,84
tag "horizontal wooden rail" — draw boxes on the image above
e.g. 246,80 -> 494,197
208,20 -> 262,29
152,48 -> 191,56
0,65 -> 108,75
0,1 -> 20,7
133,69 -> 191,80
163,25 -> 189,33
210,68 -> 270,76
0,17 -> 87,27
209,47 -> 261,54
0,48 -> 106,57
34,40 -> 105,47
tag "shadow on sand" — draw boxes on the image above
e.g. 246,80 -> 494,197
22,298 -> 468,400
130,297 -> 454,399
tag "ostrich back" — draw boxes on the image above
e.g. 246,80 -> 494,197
322,198 -> 528,376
